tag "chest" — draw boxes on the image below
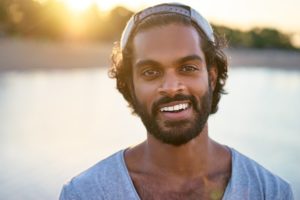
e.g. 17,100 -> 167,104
130,172 -> 229,200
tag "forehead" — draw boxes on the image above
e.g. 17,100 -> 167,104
132,24 -> 204,64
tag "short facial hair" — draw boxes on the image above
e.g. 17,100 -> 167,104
132,83 -> 213,146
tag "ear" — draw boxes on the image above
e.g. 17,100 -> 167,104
127,77 -> 139,115
208,65 -> 218,91
128,77 -> 136,100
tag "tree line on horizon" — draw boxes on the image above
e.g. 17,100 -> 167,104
0,0 -> 297,50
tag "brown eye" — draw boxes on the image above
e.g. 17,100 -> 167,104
180,65 -> 199,72
142,69 -> 161,78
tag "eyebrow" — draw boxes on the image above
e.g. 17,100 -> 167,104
134,54 -> 204,69
176,55 -> 203,64
134,60 -> 162,69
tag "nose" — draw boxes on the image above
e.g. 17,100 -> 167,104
157,71 -> 186,97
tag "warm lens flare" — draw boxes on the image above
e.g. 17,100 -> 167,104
60,0 -> 138,12
61,0 -> 94,12
55,0 -> 299,46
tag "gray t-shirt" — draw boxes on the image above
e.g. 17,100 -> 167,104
59,148 -> 294,200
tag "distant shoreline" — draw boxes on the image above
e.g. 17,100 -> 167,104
226,48 -> 300,70
0,38 -> 299,72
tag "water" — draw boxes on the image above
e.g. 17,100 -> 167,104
0,67 -> 299,199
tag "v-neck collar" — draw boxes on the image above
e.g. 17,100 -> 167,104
119,147 -> 235,200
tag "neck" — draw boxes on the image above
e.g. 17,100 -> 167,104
142,123 -> 221,178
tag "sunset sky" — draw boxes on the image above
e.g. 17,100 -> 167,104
60,0 -> 300,46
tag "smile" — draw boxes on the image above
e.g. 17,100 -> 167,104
160,103 -> 189,112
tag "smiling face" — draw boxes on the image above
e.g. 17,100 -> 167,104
131,24 -> 217,146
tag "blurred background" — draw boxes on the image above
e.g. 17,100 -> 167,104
0,0 -> 299,199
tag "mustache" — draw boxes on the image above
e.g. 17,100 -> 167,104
152,94 -> 198,115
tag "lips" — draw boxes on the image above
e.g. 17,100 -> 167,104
151,94 -> 197,120
159,102 -> 190,112
156,100 -> 192,121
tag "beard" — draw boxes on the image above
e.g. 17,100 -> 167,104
132,84 -> 213,146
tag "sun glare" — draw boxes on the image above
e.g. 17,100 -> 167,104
61,0 -> 144,13
62,0 -> 95,12
94,0 -> 143,11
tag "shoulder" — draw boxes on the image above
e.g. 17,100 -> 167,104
231,148 -> 289,186
224,148 -> 294,200
59,150 -> 132,200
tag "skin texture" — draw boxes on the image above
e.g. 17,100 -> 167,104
125,24 -> 231,200
130,23 -> 214,146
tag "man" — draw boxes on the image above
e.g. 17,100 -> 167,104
60,3 -> 294,200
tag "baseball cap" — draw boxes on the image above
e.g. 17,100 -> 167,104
120,2 -> 215,50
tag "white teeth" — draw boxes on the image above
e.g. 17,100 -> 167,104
174,105 -> 179,111
160,103 -> 189,112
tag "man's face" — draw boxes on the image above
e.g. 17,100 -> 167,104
131,24 -> 216,146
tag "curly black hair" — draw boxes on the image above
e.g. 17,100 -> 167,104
109,13 -> 228,115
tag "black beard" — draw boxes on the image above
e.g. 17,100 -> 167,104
132,86 -> 213,146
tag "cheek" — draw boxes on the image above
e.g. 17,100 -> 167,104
185,76 -> 210,96
133,80 -> 158,111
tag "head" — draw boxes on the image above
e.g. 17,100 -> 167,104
109,3 -> 228,145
